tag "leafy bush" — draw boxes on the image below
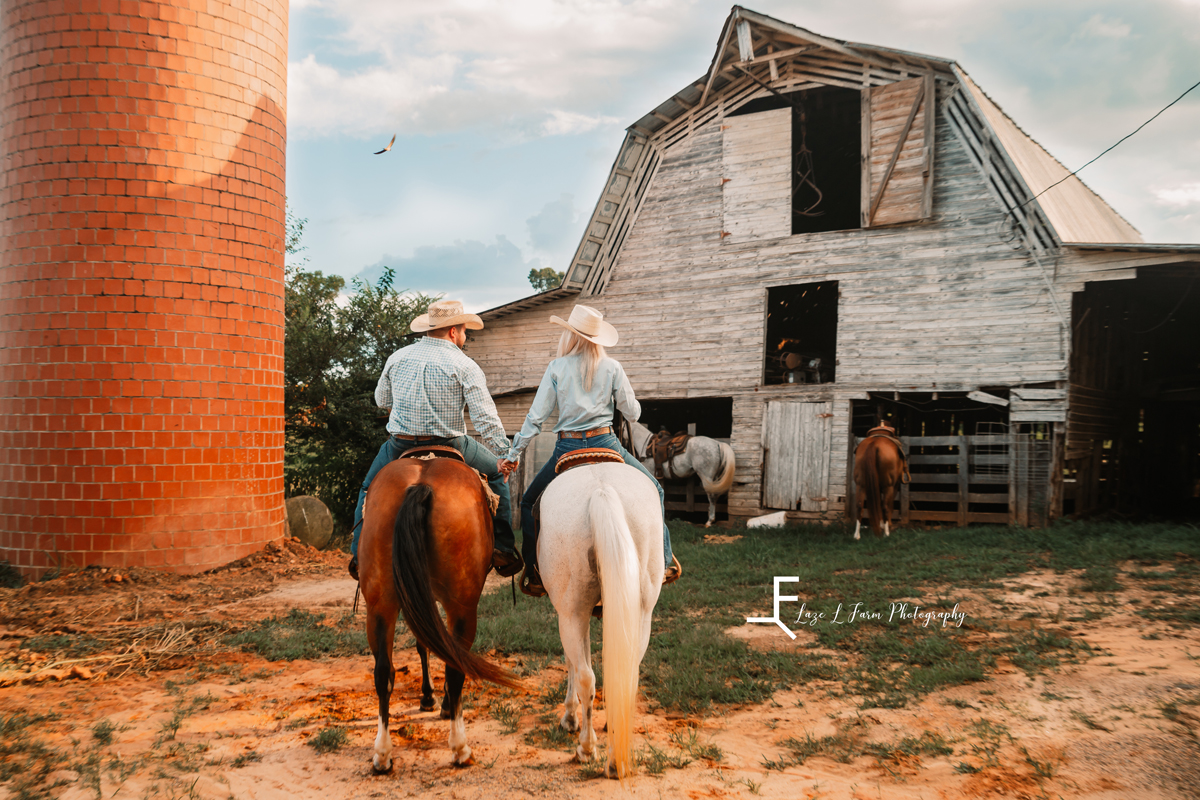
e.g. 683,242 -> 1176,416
283,211 -> 436,528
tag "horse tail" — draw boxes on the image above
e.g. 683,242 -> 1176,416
391,483 -> 521,689
588,483 -> 641,780
699,441 -> 736,497
865,442 -> 884,535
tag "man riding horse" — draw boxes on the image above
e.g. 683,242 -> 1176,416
347,299 -> 523,582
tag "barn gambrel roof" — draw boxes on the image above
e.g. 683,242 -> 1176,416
481,6 -> 1153,321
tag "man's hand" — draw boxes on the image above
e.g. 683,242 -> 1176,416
497,458 -> 519,482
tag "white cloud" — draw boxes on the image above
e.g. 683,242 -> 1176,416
288,0 -> 705,139
541,110 -> 620,137
1154,183 -> 1200,207
1077,14 -> 1133,39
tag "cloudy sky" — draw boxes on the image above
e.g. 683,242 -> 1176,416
285,0 -> 1200,310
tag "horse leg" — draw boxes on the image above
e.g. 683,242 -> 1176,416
705,491 -> 717,528
366,609 -> 396,773
416,642 -> 436,712
557,609 -> 595,760
559,652 -> 580,734
852,481 -> 863,541
444,616 -> 474,765
883,481 -> 897,538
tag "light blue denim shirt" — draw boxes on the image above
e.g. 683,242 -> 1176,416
507,355 -> 641,461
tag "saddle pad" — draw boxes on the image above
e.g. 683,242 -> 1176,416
398,444 -> 465,463
554,447 -> 625,474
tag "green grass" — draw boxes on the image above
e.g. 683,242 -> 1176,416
225,609 -> 369,661
482,520 -> 1199,715
308,727 -> 348,754
522,715 -> 574,750
21,634 -> 109,659
0,712 -> 69,800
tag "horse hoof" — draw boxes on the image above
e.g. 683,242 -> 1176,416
371,756 -> 393,774
605,760 -> 620,779
452,746 -> 473,767
574,744 -> 593,762
420,697 -> 436,713
560,715 -> 579,734
439,704 -> 453,720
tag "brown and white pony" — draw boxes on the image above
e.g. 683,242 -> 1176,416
357,455 -> 522,771
852,434 -> 906,540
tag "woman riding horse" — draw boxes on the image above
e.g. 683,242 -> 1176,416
502,305 -> 682,597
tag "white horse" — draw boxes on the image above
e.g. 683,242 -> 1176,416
539,462 -> 664,779
628,420 -> 736,527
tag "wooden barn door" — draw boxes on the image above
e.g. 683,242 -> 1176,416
862,75 -> 935,227
762,401 -> 833,511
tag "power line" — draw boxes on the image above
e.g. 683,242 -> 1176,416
1031,78 -> 1200,204
1003,77 -> 1200,232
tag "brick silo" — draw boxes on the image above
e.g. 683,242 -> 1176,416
0,0 -> 289,577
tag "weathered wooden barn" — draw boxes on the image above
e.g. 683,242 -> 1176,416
468,7 -> 1200,526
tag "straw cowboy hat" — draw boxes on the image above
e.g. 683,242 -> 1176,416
410,299 -> 484,333
549,304 -> 619,347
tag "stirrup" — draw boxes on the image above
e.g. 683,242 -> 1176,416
492,549 -> 523,578
663,555 -> 682,585
520,566 -> 546,598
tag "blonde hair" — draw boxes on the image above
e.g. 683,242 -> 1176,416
557,331 -> 606,391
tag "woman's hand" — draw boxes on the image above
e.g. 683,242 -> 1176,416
497,458 -> 519,481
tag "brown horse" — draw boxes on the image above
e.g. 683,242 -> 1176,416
358,455 -> 522,771
852,434 -> 906,540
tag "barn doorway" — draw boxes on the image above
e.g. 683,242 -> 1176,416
728,86 -> 862,234
1069,270 -> 1200,520
850,393 -> 1036,526
637,397 -> 733,524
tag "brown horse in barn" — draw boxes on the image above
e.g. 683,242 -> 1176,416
852,430 -> 907,540
358,454 -> 522,772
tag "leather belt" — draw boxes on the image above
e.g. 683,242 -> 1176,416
558,426 -> 613,439
393,434 -> 438,443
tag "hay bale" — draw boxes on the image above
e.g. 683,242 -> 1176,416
285,496 -> 333,550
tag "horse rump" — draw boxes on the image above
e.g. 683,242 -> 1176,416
390,483 -> 521,689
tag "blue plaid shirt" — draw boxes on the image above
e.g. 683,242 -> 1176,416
374,337 -> 509,456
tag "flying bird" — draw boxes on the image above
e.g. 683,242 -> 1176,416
374,134 -> 396,155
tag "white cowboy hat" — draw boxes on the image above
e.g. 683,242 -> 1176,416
549,304 -> 618,347
410,299 -> 484,333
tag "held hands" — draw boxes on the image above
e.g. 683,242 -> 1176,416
497,458 -> 519,482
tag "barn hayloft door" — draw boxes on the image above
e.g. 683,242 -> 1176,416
762,401 -> 833,511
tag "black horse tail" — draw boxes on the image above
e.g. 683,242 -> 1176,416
865,442 -> 884,535
390,484 -> 521,689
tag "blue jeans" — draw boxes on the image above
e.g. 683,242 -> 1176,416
351,435 -> 515,558
519,432 -> 673,570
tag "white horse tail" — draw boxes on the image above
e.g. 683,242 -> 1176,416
587,483 -> 640,780
699,441 -> 736,497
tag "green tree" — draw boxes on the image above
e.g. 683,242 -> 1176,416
528,266 -> 564,292
283,210 -> 436,528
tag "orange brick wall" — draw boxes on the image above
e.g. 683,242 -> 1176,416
0,0 -> 289,577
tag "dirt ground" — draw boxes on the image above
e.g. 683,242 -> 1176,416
3,537 -> 1200,800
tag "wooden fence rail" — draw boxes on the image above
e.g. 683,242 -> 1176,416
851,434 -> 1050,527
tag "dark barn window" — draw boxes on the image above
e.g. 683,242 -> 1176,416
763,281 -> 838,385
729,86 -> 862,234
